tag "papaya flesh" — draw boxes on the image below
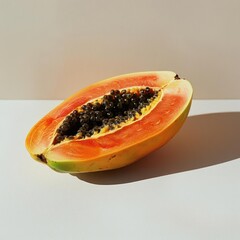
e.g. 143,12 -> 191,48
25,71 -> 193,173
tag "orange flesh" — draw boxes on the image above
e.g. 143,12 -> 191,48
25,71 -> 193,172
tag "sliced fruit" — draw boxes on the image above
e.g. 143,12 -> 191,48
25,71 -> 193,173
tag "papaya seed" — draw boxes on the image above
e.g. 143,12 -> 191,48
53,87 -> 161,144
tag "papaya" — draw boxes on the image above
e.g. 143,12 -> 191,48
25,71 -> 193,173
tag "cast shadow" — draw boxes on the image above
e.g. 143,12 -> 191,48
73,112 -> 240,185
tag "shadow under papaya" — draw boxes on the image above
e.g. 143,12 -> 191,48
73,112 -> 240,185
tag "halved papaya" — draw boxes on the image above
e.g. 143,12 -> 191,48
25,71 -> 193,173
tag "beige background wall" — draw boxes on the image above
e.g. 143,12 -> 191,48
0,0 -> 239,99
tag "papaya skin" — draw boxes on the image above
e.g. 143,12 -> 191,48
25,71 -> 193,173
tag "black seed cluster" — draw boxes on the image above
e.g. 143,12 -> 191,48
53,87 -> 159,144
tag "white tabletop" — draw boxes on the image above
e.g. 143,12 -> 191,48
0,100 -> 240,240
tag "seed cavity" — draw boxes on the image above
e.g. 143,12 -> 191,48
53,87 -> 161,145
